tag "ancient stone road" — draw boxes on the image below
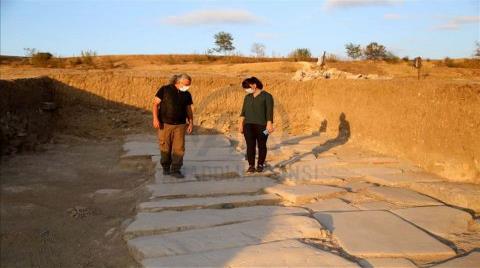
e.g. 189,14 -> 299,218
122,133 -> 480,267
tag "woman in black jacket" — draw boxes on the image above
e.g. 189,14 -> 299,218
239,77 -> 274,173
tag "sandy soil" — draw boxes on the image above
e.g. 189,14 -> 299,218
1,134 -> 154,268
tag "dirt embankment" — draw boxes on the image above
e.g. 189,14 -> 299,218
309,79 -> 480,183
1,69 -> 479,184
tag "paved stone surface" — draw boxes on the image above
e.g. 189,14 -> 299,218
353,201 -> 401,211
304,198 -> 359,212
264,184 -> 346,204
431,251 -> 480,268
314,211 -> 456,260
124,206 -> 307,238
365,186 -> 443,206
138,194 -> 281,212
349,166 -> 403,178
148,177 -> 276,198
142,239 -> 360,268
392,206 -> 472,238
358,258 -> 417,268
128,215 -> 325,260
408,182 -> 480,213
154,160 -> 248,182
344,181 -> 374,192
285,164 -> 362,182
122,134 -> 475,267
361,171 -> 445,187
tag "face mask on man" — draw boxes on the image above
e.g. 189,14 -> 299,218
179,86 -> 190,92
245,88 -> 254,94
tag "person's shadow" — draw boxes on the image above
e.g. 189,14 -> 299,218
312,112 -> 350,156
275,113 -> 351,168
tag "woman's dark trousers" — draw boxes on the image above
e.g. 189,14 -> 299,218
243,123 -> 268,167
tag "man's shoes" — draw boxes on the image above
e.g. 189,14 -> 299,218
256,164 -> 264,173
162,169 -> 171,175
170,170 -> 185,179
246,166 -> 256,173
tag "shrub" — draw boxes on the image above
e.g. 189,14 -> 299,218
80,50 -> 97,66
364,42 -> 387,60
402,56 -> 410,62
384,51 -> 400,63
289,48 -> 312,61
31,52 -> 53,67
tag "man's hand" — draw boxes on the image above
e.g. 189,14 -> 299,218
153,118 -> 160,129
186,123 -> 193,134
267,121 -> 274,133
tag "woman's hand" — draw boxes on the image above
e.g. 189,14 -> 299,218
266,121 -> 274,133
239,121 -> 244,134
153,118 -> 160,129
186,123 -> 193,134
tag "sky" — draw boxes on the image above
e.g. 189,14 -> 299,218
1,0 -> 479,59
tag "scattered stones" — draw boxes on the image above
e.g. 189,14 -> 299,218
66,206 -> 95,219
264,184 -> 346,204
314,211 -> 456,260
292,68 -> 393,81
304,198 -> 359,212
365,186 -> 443,206
141,239 -> 360,268
148,177 -> 276,198
124,206 -> 307,238
138,194 -> 281,212
392,206 -> 472,239
128,216 -> 325,261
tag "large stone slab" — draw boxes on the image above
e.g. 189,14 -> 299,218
264,184 -> 346,204
124,206 -> 307,238
358,258 -> 417,268
154,160 -> 248,182
138,194 -> 281,212
431,251 -> 480,268
142,239 -> 360,268
392,206 -> 472,239
129,215 -> 325,261
349,166 -> 403,178
360,171 -> 444,187
314,211 -> 456,260
122,141 -> 160,157
285,163 -> 362,182
353,201 -> 401,211
304,198 -> 359,212
408,182 -> 480,213
148,177 -> 276,198
365,186 -> 443,206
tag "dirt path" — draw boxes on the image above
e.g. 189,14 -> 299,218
1,135 -> 152,268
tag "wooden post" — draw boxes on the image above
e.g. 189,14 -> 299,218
414,57 -> 422,80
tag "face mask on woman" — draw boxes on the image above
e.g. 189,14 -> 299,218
179,86 -> 190,92
245,88 -> 254,94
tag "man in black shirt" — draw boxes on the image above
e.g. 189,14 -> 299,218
152,73 -> 193,178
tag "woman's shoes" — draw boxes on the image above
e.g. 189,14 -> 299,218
256,164 -> 264,173
246,165 -> 264,173
246,166 -> 256,173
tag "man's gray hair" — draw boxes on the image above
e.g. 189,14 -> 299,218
169,73 -> 192,85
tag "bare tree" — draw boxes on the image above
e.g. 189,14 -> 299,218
251,43 -> 266,57
475,41 -> 480,58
